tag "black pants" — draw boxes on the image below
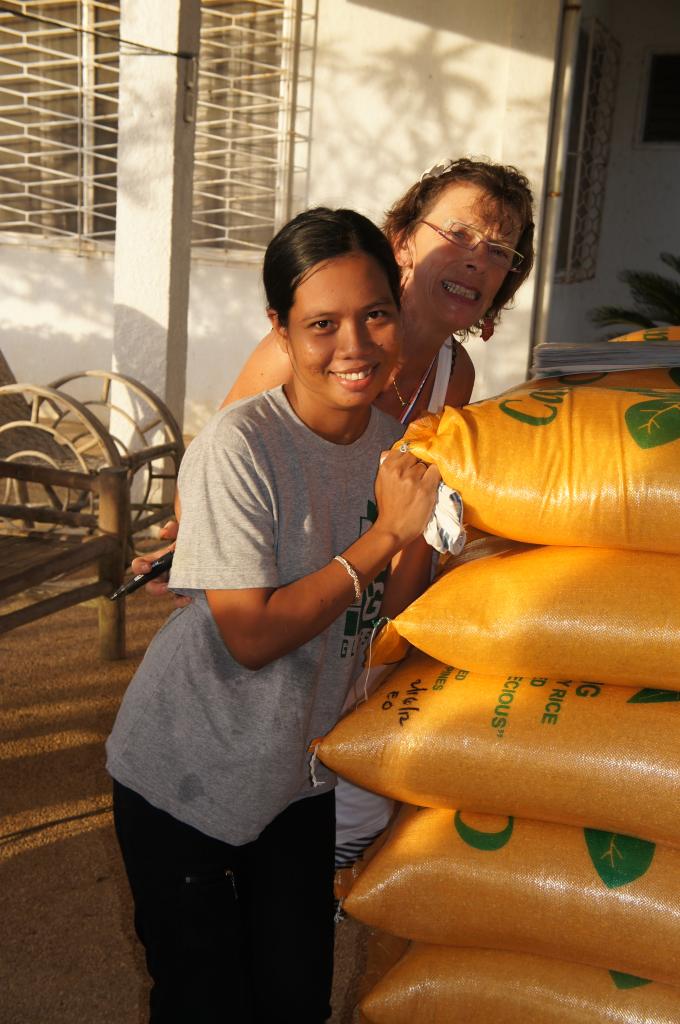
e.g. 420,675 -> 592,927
113,780 -> 336,1024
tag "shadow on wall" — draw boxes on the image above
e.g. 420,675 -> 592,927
310,30 -> 552,217
185,261 -> 270,435
347,0 -> 558,58
0,244 -> 114,384
114,51 -> 190,214
0,248 -> 112,327
112,304 -> 175,388
311,34 -> 488,211
0,322 -> 113,387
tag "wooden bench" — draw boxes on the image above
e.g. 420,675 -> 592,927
0,460 -> 129,659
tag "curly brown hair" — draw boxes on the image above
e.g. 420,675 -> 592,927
383,157 -> 535,327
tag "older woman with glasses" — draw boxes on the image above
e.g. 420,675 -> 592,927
131,156 -> 535,871
222,155 -> 534,424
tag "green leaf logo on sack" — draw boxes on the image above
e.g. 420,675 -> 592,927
454,811 -> 514,851
627,688 -> 680,704
584,829 -> 655,888
609,970 -> 653,990
625,398 -> 680,448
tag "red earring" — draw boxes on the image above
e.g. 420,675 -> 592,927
481,315 -> 495,342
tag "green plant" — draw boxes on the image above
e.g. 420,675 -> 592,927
590,252 -> 680,332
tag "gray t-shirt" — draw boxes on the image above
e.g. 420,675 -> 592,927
106,387 -> 402,844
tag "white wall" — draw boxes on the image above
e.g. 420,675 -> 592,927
0,0 -> 561,433
0,243 -> 269,435
548,0 -> 680,343
306,0 -> 561,403
1,244 -> 113,384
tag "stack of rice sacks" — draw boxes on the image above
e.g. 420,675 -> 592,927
318,367 -> 680,1024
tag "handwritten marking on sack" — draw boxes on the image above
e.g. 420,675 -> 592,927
628,688 -> 680,704
379,679 -> 427,726
395,679 -> 428,726
491,676 -> 522,737
584,829 -> 656,889
454,811 -> 514,851
380,667 -> 460,727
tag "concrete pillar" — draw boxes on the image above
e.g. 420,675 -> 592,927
111,0 -> 201,431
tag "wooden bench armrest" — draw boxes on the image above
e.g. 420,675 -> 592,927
0,459 -> 97,492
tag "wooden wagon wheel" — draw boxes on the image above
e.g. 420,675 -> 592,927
0,384 -> 121,528
50,370 -> 184,532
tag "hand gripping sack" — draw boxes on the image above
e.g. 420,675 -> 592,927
370,545 -> 680,691
361,944 -> 680,1024
344,806 -> 680,986
399,380 -> 680,553
318,649 -> 680,848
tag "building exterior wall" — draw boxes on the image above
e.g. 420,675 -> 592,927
1,0 -> 560,433
547,0 -> 680,344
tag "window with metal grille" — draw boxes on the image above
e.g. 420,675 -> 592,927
642,54 -> 680,144
0,0 -> 309,253
0,1 -> 119,244
555,18 -> 620,284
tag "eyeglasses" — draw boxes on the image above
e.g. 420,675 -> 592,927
420,219 -> 524,272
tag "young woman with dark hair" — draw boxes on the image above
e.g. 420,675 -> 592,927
107,207 -> 440,1024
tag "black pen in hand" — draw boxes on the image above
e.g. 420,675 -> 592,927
109,551 -> 175,601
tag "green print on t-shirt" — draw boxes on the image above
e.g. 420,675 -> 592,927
339,500 -> 388,659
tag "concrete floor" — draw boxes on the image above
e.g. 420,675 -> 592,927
0,583 -> 371,1023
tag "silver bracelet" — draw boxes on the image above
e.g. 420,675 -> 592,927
334,555 -> 362,602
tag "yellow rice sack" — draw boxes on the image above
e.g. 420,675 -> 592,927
399,380 -> 680,553
361,944 -> 680,1024
370,545 -> 680,691
356,929 -> 410,1024
507,366 -> 680,394
345,806 -> 680,986
610,327 -> 680,342
319,649 -> 680,848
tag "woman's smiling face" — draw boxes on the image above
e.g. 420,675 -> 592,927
399,182 -> 522,335
272,251 -> 402,443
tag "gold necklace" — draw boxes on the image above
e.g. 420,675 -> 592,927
392,350 -> 439,417
392,377 -> 407,408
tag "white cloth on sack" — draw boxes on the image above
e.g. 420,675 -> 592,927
409,337 -> 466,556
423,483 -> 466,555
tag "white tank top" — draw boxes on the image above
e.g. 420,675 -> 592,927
427,337 -> 454,414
